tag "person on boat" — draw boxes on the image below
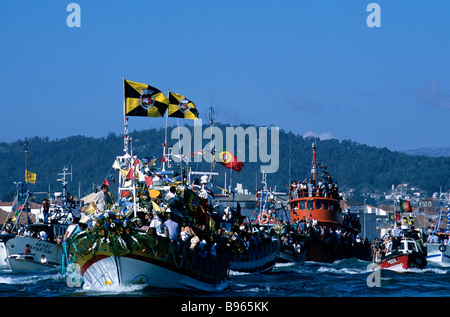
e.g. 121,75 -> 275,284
24,244 -> 31,254
63,218 -> 80,240
42,198 -> 50,223
163,212 -> 180,242
91,184 -> 112,212
40,229 -> 48,241
149,211 -> 164,237
180,219 -> 195,242
40,255 -> 47,264
392,223 -> 403,251
427,232 -> 440,244
191,178 -> 201,193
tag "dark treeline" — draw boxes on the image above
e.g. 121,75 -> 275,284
1,123 -> 449,203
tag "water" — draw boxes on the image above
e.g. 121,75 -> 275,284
0,259 -> 449,298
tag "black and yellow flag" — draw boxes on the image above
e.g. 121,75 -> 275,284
124,79 -> 169,117
25,170 -> 36,184
168,92 -> 199,119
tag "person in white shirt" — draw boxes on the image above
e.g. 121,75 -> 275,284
64,218 -> 80,240
40,230 -> 48,241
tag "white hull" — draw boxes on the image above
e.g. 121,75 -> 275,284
425,243 -> 450,263
6,254 -> 57,273
82,254 -> 227,292
0,242 -> 9,267
6,236 -> 62,266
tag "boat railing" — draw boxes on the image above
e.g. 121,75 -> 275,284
290,187 -> 339,200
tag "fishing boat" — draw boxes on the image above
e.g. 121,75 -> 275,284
289,143 -> 370,263
424,231 -> 450,263
425,200 -> 450,263
377,236 -> 427,269
62,149 -> 229,291
1,167 -> 78,271
215,172 -> 282,273
229,239 -> 279,273
6,253 -> 58,273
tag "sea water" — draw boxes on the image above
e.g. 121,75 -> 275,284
0,259 -> 449,298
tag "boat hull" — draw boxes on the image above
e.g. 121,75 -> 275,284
379,252 -> 427,270
278,248 -> 306,265
64,235 -> 229,292
5,236 -> 62,266
229,241 -> 280,273
6,255 -> 57,273
425,243 -> 450,263
80,254 -> 227,291
303,238 -> 371,263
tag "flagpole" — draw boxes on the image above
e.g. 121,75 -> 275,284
123,77 -> 129,155
162,90 -> 170,171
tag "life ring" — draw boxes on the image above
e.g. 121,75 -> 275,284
258,212 -> 269,224
439,244 -> 446,252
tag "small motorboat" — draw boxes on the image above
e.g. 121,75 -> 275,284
6,253 -> 58,273
378,237 -> 427,270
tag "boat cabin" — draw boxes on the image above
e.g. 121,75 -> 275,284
385,238 -> 420,255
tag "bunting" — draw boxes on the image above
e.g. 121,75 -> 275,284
124,79 -> 168,117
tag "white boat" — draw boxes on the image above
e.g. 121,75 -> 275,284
425,243 -> 450,263
6,253 -> 58,272
4,225 -> 64,268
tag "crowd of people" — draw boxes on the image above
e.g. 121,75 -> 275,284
141,205 -> 278,260
288,176 -> 340,200
279,215 -> 370,259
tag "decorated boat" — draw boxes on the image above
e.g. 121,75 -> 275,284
288,143 -> 370,263
62,80 -> 232,291
377,236 -> 427,270
63,151 -> 230,291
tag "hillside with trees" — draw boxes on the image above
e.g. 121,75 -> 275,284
1,123 -> 449,204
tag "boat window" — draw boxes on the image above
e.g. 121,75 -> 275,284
398,242 -> 405,251
25,256 -> 34,260
407,242 -> 417,251
315,201 -> 322,209
299,201 -> 305,210
386,243 -> 392,253
307,201 -> 314,210
323,202 -> 328,210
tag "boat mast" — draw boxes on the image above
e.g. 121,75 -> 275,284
312,142 -> 317,187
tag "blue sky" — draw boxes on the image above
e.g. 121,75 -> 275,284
1,0 -> 449,151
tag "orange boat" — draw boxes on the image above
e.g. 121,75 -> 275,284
289,143 -> 369,263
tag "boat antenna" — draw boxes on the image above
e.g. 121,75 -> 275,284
206,105 -> 217,179
312,142 -> 317,187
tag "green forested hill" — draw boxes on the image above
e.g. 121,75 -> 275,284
1,124 -> 449,202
